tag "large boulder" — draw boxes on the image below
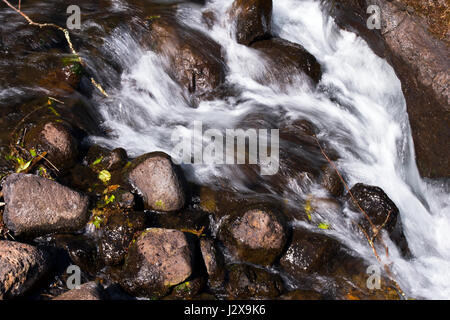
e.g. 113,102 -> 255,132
229,0 -> 273,45
53,281 -> 104,300
226,264 -> 284,299
145,18 -> 226,96
127,152 -> 185,212
280,227 -> 339,277
220,208 -> 287,265
2,173 -> 89,237
120,228 -> 193,298
0,240 -> 51,299
326,0 -> 450,178
251,38 -> 322,85
25,121 -> 79,171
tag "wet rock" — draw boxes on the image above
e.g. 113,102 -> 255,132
86,145 -> 128,172
199,238 -> 226,289
149,210 -> 210,234
346,183 -> 399,238
220,208 -> 287,265
229,0 -> 273,45
53,281 -> 104,300
280,227 -> 339,277
0,240 -> 51,299
2,173 -> 89,237
226,264 -> 284,299
120,228 -> 193,298
25,121 -> 79,171
327,0 -> 450,178
321,165 -> 345,197
53,234 -> 100,275
251,38 -> 322,85
98,211 -> 147,266
127,152 -> 185,212
171,277 -> 205,300
279,289 -> 325,300
146,18 -> 226,96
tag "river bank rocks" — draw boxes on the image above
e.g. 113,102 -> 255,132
2,173 -> 89,237
226,264 -> 284,299
229,0 -> 273,45
251,38 -> 322,85
326,0 -> 450,178
0,241 -> 51,299
220,208 -> 288,266
145,17 -> 226,97
127,152 -> 185,212
120,228 -> 193,298
199,238 -> 226,289
25,121 -> 79,171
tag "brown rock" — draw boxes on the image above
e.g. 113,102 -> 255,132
146,18 -> 226,96
220,208 -> 287,265
25,121 -> 79,171
127,152 -> 185,212
0,240 -> 51,299
120,228 -> 193,298
251,38 -> 322,85
53,282 -> 104,300
229,0 -> 273,45
199,238 -> 226,289
321,165 -> 345,197
2,173 -> 89,237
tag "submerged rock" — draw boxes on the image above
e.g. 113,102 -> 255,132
2,173 -> 89,237
127,152 -> 185,212
220,208 -> 287,266
98,211 -> 147,266
280,227 -> 339,277
53,281 -> 104,300
0,240 -> 51,299
145,18 -> 226,96
199,238 -> 226,289
226,264 -> 284,299
120,228 -> 193,298
321,165 -> 345,197
251,38 -> 322,85
229,0 -> 273,45
25,121 -> 79,171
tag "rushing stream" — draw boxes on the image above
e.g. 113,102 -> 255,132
1,0 -> 449,299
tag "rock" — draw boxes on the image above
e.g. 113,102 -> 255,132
229,0 -> 273,45
220,208 -> 287,265
120,228 -> 193,298
149,210 -> 210,234
279,289 -> 325,300
171,277 -> 205,299
280,227 -> 339,277
98,211 -> 147,266
2,173 -> 90,237
226,264 -> 284,299
146,18 -> 226,96
346,183 -> 399,238
53,281 -> 104,300
0,240 -> 51,299
251,38 -> 322,85
127,152 -> 185,212
199,238 -> 226,289
86,145 -> 128,172
25,121 -> 79,171
321,165 -> 345,197
327,0 -> 450,178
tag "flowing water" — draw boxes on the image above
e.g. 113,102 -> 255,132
1,0 -> 449,299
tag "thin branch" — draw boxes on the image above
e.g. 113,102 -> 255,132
1,0 -> 108,97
